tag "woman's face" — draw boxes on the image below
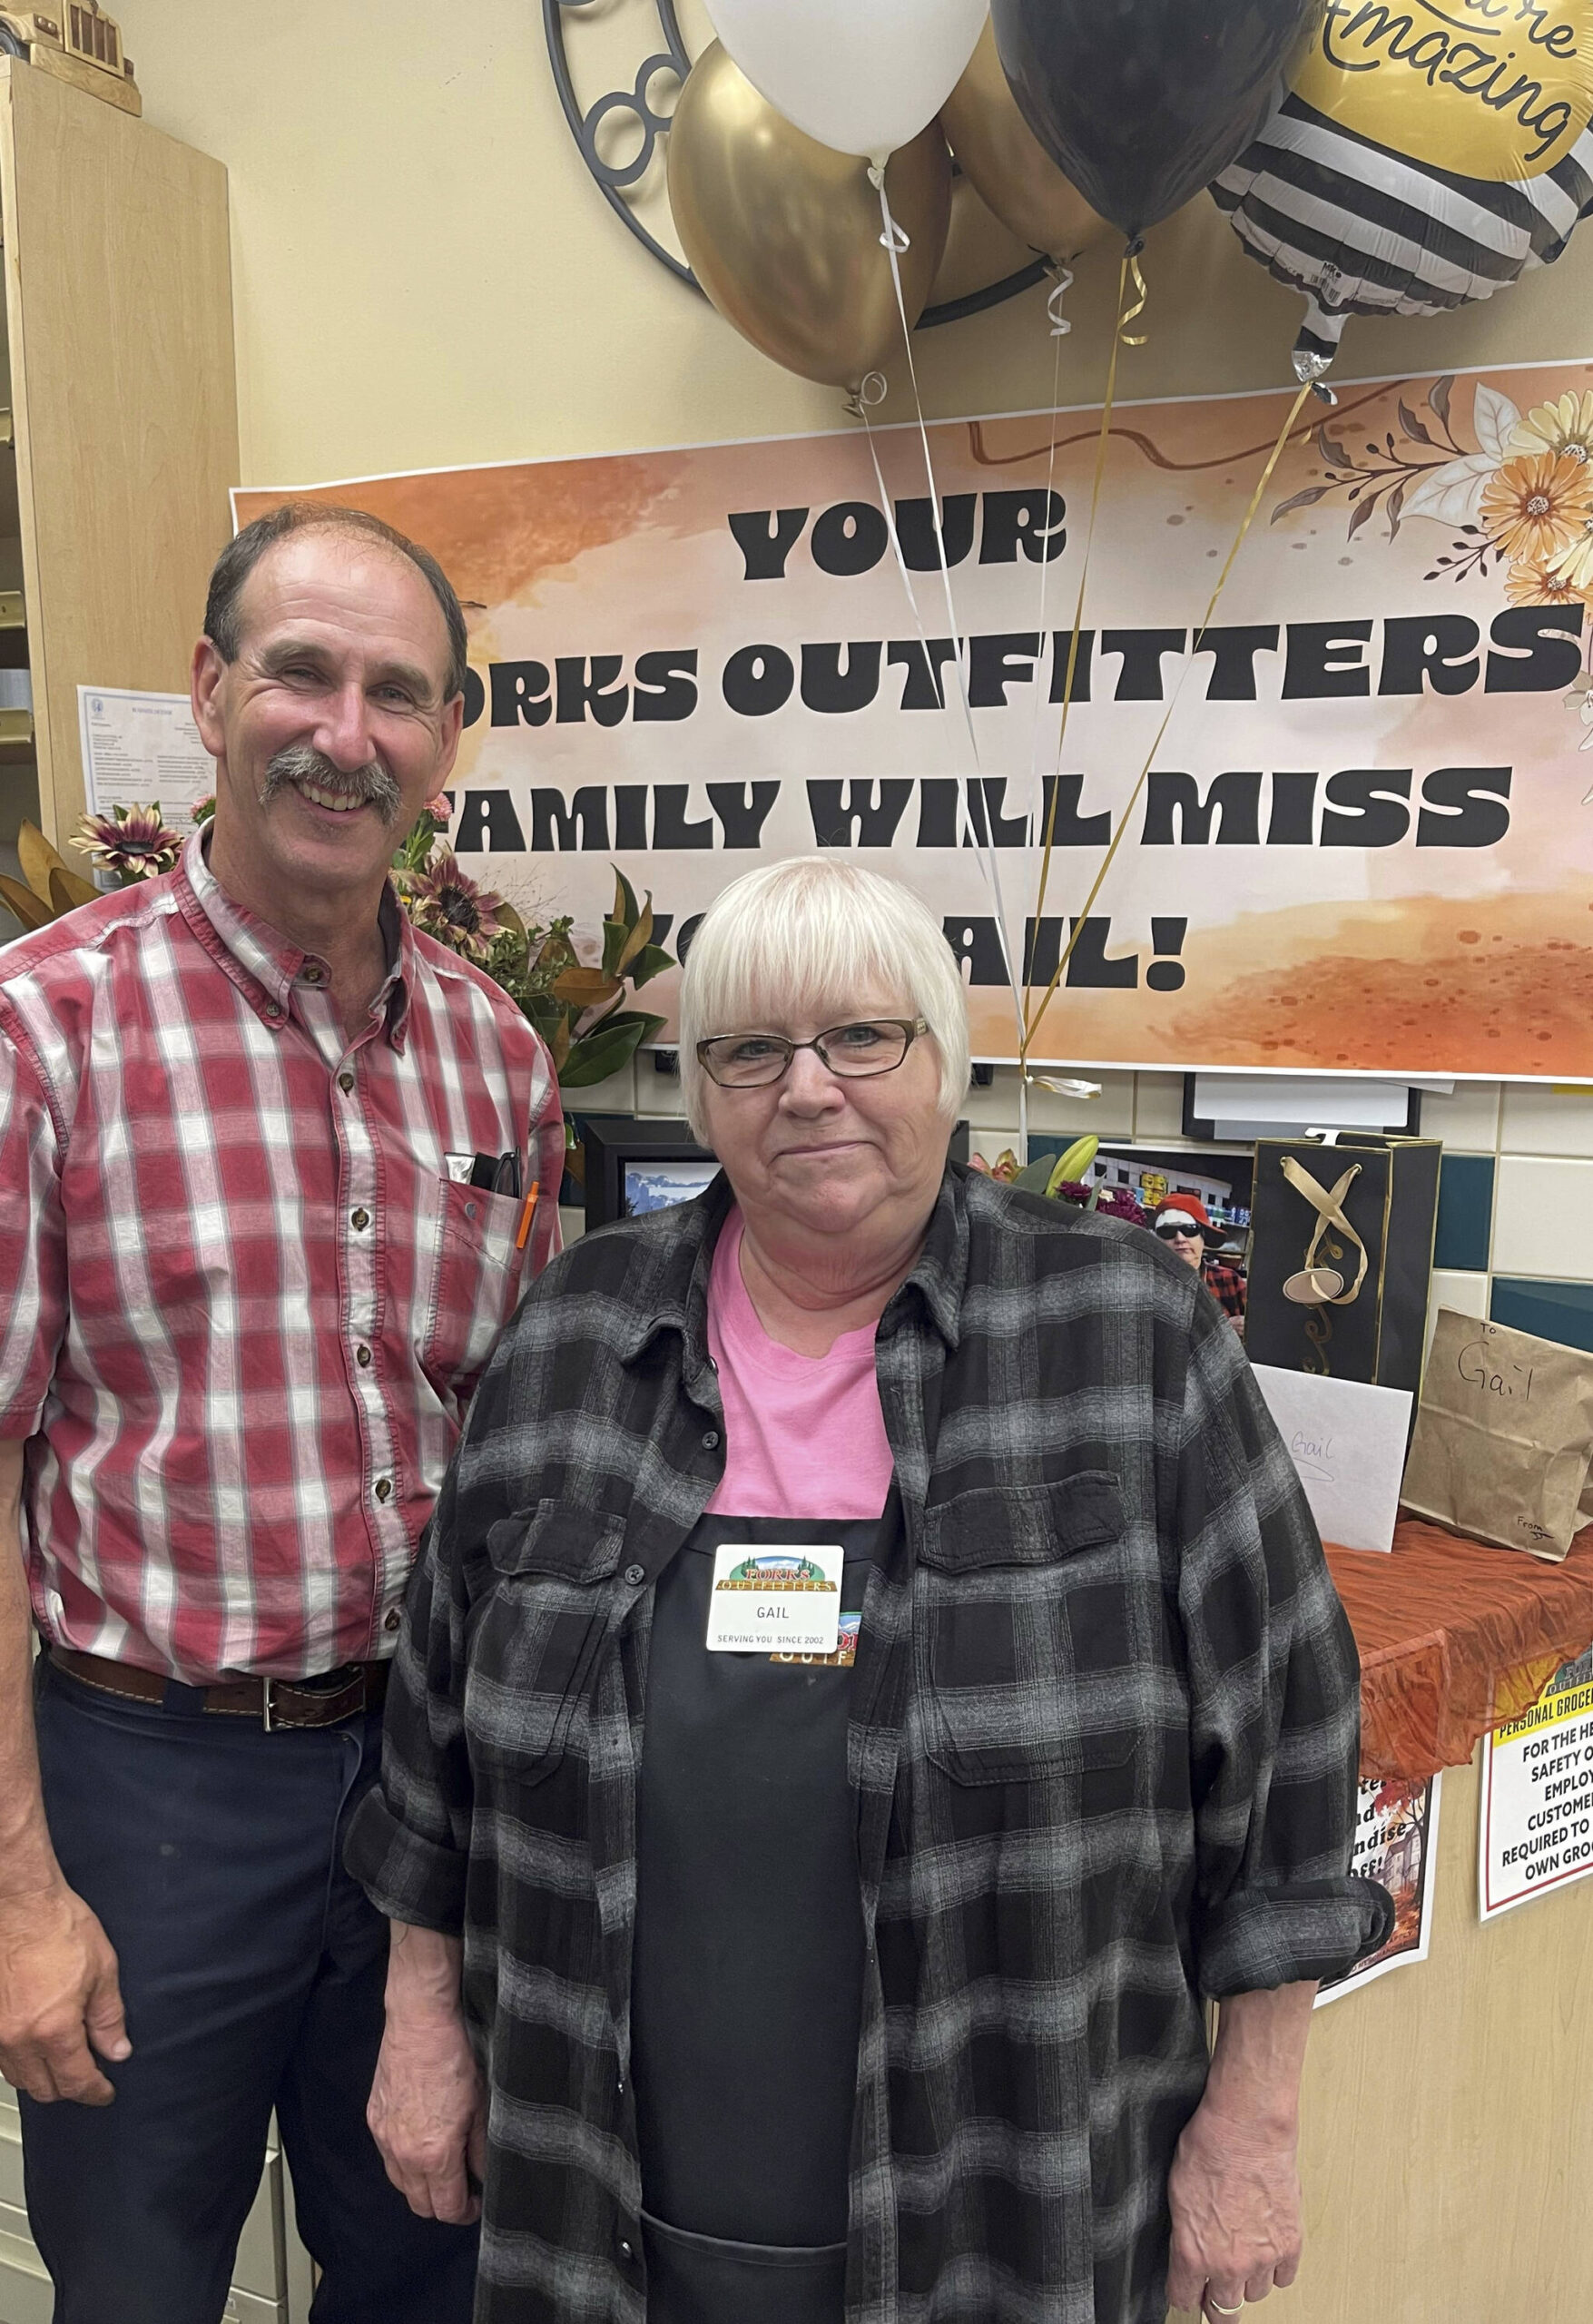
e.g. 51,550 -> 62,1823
699,987 -> 950,1247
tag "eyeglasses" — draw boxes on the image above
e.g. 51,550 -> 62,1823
1155,1221 -> 1202,1241
696,1017 -> 929,1090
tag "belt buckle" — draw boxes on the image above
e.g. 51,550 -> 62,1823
261,1677 -> 276,1734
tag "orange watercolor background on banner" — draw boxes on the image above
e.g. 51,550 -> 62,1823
235,357 -> 1593,1079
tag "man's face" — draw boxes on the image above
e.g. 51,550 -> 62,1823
190,530 -> 463,911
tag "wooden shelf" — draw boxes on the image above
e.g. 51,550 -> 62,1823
0,591 -> 23,628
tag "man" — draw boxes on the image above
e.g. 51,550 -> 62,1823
0,502 -> 563,2323
1151,1194 -> 1248,1325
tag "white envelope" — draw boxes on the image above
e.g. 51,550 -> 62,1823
1251,1366 -> 1413,1555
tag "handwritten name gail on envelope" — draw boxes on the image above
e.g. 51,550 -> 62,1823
1251,1367 -> 1414,1555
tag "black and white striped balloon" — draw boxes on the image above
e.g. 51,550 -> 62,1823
1213,91 -> 1593,380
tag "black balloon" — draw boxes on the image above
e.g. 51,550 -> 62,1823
990,0 -> 1322,240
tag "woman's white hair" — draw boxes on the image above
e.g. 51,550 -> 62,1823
677,855 -> 971,1139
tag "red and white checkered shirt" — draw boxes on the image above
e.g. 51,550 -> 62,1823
0,829 -> 562,1682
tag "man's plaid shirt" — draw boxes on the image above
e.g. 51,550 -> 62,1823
0,829 -> 562,1680
349,1167 -> 1389,2324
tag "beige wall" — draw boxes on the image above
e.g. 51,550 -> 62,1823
123,0 -> 1593,487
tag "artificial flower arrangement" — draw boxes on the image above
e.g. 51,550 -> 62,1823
970,1134 -> 1144,1220
391,799 -> 675,1090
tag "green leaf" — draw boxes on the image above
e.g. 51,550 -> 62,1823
601,917 -> 628,976
558,1011 -> 665,1088
625,941 -> 675,989
612,864 -> 640,928
1011,1158 -> 1056,1193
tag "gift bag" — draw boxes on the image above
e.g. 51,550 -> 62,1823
1400,1312 -> 1593,1563
1244,1135 -> 1441,1391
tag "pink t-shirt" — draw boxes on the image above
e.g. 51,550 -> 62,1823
704,1208 -> 894,1521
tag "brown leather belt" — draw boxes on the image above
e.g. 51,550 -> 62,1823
48,1646 -> 390,1731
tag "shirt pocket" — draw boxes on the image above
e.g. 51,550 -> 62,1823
423,1177 -> 529,1386
464,1501 -> 624,1782
914,1472 -> 1141,1787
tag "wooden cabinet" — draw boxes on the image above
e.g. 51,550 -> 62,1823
0,48 -> 236,913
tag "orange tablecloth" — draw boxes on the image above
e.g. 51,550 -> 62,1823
1326,1521 -> 1593,1783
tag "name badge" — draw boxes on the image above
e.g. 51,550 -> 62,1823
706,1542 -> 843,1657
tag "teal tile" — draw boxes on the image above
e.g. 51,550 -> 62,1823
1490,1277 -> 1593,1354
1434,1153 -> 1493,1273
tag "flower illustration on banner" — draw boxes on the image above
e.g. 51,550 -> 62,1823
1508,390 -> 1593,467
1505,556 -> 1587,608
1480,452 -> 1593,566
1549,510 -> 1593,596
72,803 -> 185,884
1273,374 -> 1593,753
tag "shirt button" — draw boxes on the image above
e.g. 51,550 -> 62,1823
619,2241 -> 634,2262
303,964 -> 325,985
464,1201 -> 477,1220
374,1477 -> 392,1502
702,1430 -> 720,1450
351,1207 -> 370,1231
264,1003 -> 282,1022
624,1564 -> 646,1587
356,1344 -> 372,1368
338,1071 -> 355,1094
384,1609 -> 401,1633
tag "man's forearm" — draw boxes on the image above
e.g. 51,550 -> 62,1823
0,1437 -> 59,1897
1203,1981 -> 1318,2130
385,1920 -> 465,2018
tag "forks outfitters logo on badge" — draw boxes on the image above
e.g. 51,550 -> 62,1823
705,1545 -> 843,1657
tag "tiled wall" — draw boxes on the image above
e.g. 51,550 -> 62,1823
558,1062 -> 1593,1367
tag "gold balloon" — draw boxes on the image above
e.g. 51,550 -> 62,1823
940,20 -> 1108,261
667,42 -> 952,392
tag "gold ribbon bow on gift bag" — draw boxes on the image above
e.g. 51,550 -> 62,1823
1277,1157 -> 1370,1308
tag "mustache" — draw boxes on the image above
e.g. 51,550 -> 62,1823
260,743 -> 405,826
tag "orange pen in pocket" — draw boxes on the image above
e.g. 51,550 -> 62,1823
515,1181 -> 539,1253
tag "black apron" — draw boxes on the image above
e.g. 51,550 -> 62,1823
632,1512 -> 882,2324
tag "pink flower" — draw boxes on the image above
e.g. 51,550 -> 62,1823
72,803 -> 184,884
400,851 -> 506,963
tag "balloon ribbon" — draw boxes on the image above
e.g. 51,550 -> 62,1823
1024,247 -> 1140,1046
1020,374 -> 1317,1066
863,163 -> 1028,1059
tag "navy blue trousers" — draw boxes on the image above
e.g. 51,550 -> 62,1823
19,1659 -> 478,2324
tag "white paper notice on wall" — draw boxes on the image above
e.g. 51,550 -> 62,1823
76,687 -> 215,832
1251,1366 -> 1413,1554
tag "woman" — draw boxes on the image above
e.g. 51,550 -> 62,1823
348,857 -> 1389,2324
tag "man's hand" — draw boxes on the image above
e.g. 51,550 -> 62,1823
0,1879 -> 130,2104
1165,2092 -> 1303,2317
368,1996 -> 487,2225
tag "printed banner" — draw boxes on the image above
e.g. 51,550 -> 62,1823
1479,1647 -> 1593,1918
236,357 -> 1593,1077
1317,1772 -> 1442,2004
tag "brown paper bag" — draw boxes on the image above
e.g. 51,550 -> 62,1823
1401,1312 -> 1593,1562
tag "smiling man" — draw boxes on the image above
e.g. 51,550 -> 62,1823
0,503 -> 562,2323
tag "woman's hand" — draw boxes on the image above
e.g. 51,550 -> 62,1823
367,1922 -> 486,2226
1164,1980 -> 1316,2319
1165,2093 -> 1303,2316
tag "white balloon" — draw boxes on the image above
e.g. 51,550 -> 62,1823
703,0 -> 987,164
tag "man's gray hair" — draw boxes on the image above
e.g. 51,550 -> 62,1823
203,501 -> 469,702
677,855 -> 971,1139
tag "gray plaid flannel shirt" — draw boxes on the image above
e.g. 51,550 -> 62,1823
348,1165 -> 1390,2324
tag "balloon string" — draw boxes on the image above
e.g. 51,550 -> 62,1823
1025,247 -> 1135,1040
868,164 -> 1027,1059
1015,261 -> 1072,1147
1120,250 -> 1148,348
1019,376 -> 1317,1065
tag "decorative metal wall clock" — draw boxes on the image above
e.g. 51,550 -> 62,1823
542,0 -> 1047,328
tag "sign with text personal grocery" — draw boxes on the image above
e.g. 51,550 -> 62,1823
234,358 -> 1593,1076
1479,1652 -> 1593,1920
